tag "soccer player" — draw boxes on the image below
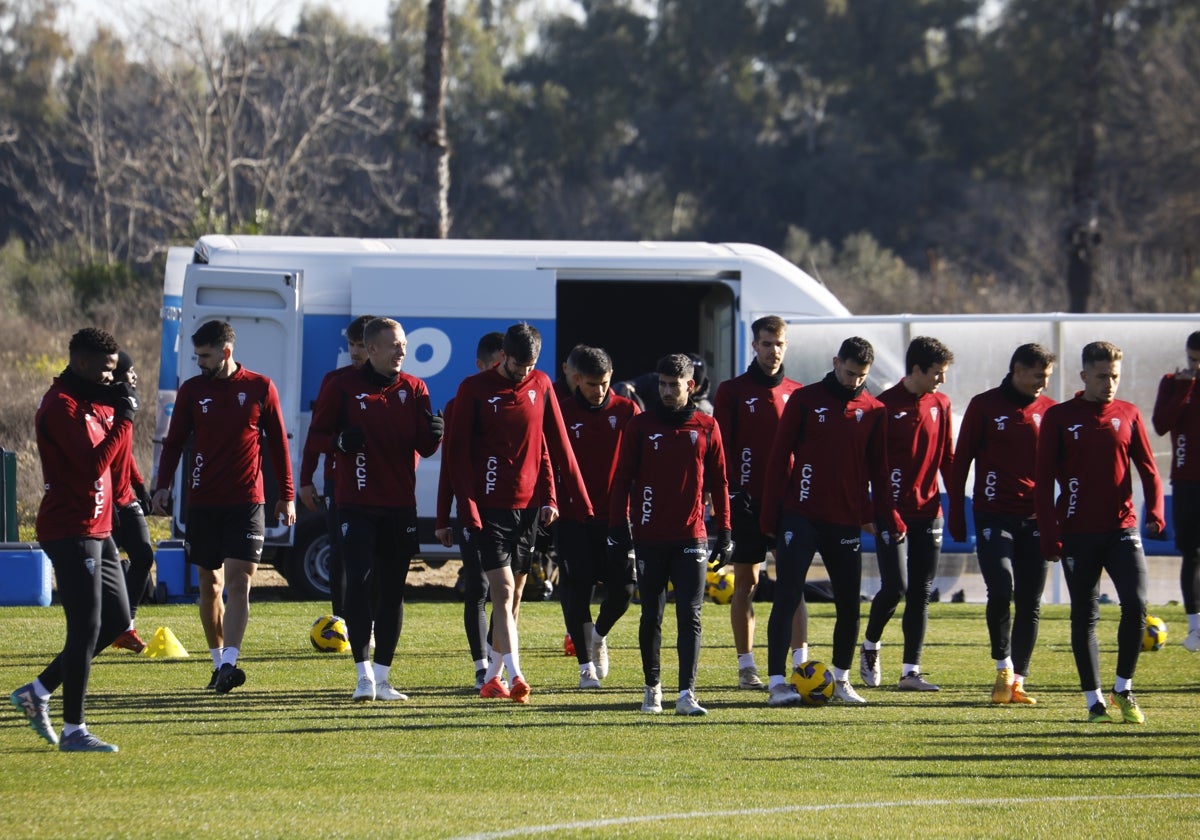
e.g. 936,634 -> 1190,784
307,317 -> 443,700
298,314 -> 374,616
948,343 -> 1056,704
712,315 -> 808,690
1151,330 -> 1200,652
447,322 -> 592,704
152,320 -> 296,694
434,331 -> 504,688
10,327 -> 137,752
760,336 -> 904,707
860,336 -> 955,692
108,351 -> 156,654
610,353 -> 730,716
1035,341 -> 1164,724
557,345 -> 639,689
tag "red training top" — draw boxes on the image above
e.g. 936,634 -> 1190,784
1152,373 -> 1200,483
36,374 -> 132,541
1035,393 -> 1164,556
877,380 -> 954,520
558,389 -> 640,521
299,364 -> 357,491
712,367 -> 802,501
155,365 -> 294,506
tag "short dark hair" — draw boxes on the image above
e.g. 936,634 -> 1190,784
906,336 -> 954,373
837,336 -> 874,367
656,353 -> 694,380
574,346 -> 613,379
1082,341 -> 1122,365
69,327 -> 119,358
1009,343 -> 1056,372
192,320 -> 236,348
1187,331 -> 1200,352
346,315 -> 375,343
476,332 -> 505,362
504,322 -> 541,363
564,343 -> 588,371
752,315 -> 788,340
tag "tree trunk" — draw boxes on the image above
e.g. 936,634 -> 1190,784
416,0 -> 450,239
1066,0 -> 1107,313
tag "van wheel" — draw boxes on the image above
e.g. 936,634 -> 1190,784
286,518 -> 332,600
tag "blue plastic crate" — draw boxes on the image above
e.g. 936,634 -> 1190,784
154,540 -> 199,603
0,543 -> 53,607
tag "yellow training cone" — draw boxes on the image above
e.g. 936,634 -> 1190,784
142,626 -> 189,658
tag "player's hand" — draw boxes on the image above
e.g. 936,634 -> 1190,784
426,409 -> 445,443
275,499 -> 296,527
434,527 -> 454,548
607,522 -> 632,552
707,529 -> 733,571
336,426 -> 366,453
110,382 -> 139,423
862,522 -> 877,537
1145,521 -> 1164,539
151,488 -> 171,516
133,481 -> 153,514
299,485 -> 321,513
539,505 -> 559,528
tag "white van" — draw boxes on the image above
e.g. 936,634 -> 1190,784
155,235 -> 853,596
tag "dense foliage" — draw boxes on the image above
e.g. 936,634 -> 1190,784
1,0 -> 1198,316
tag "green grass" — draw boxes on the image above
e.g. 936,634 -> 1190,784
2,600 -> 1198,839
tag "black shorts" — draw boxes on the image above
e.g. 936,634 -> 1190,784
730,496 -> 773,564
475,507 -> 538,575
184,503 -> 266,570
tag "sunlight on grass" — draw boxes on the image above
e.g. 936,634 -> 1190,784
2,601 -> 1197,839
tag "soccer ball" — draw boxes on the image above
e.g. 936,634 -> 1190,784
310,614 -> 349,653
706,570 -> 735,605
1143,615 -> 1169,651
788,660 -> 834,706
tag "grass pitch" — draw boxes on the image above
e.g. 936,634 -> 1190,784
2,599 -> 1198,839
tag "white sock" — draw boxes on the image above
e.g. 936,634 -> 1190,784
863,639 -> 880,651
902,663 -> 918,678
503,652 -> 522,680
768,674 -> 787,689
355,660 -> 373,681
1114,676 -> 1132,694
678,689 -> 692,700
210,648 -> 223,668
483,656 -> 503,682
1013,673 -> 1026,688
372,662 -> 391,685
1189,613 -> 1200,633
997,657 -> 1013,671
737,652 -> 755,669
32,679 -> 51,700
220,647 -> 239,668
62,723 -> 85,737
1085,688 -> 1104,707
592,626 -> 605,645
473,658 -> 487,672
832,667 -> 847,682
579,662 -> 594,676
792,647 -> 809,668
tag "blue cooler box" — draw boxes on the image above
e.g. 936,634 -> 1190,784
0,543 -> 53,606
155,540 -> 199,604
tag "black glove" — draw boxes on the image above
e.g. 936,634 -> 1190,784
707,529 -> 733,571
534,523 -> 554,554
606,523 -> 632,552
111,382 -> 139,423
426,409 -> 445,443
336,426 -> 366,453
133,481 -> 153,514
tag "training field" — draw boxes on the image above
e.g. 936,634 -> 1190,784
2,599 -> 1198,838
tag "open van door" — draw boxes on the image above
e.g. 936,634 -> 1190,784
172,265 -> 303,545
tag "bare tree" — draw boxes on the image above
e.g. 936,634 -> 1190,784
416,0 -> 450,238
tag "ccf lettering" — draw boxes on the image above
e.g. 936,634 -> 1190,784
1065,477 -> 1080,518
798,463 -> 814,501
739,447 -> 753,486
92,479 -> 105,520
191,453 -> 204,489
356,453 -> 368,491
485,456 -> 498,495
640,486 -> 654,525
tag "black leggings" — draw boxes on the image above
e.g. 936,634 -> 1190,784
635,540 -> 706,691
864,516 -> 942,665
339,507 -> 416,667
113,503 -> 154,619
38,537 -> 130,725
975,511 -> 1048,676
1173,482 -> 1200,614
768,514 -> 862,674
558,519 -> 635,664
1061,529 -> 1147,691
459,523 -> 490,662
